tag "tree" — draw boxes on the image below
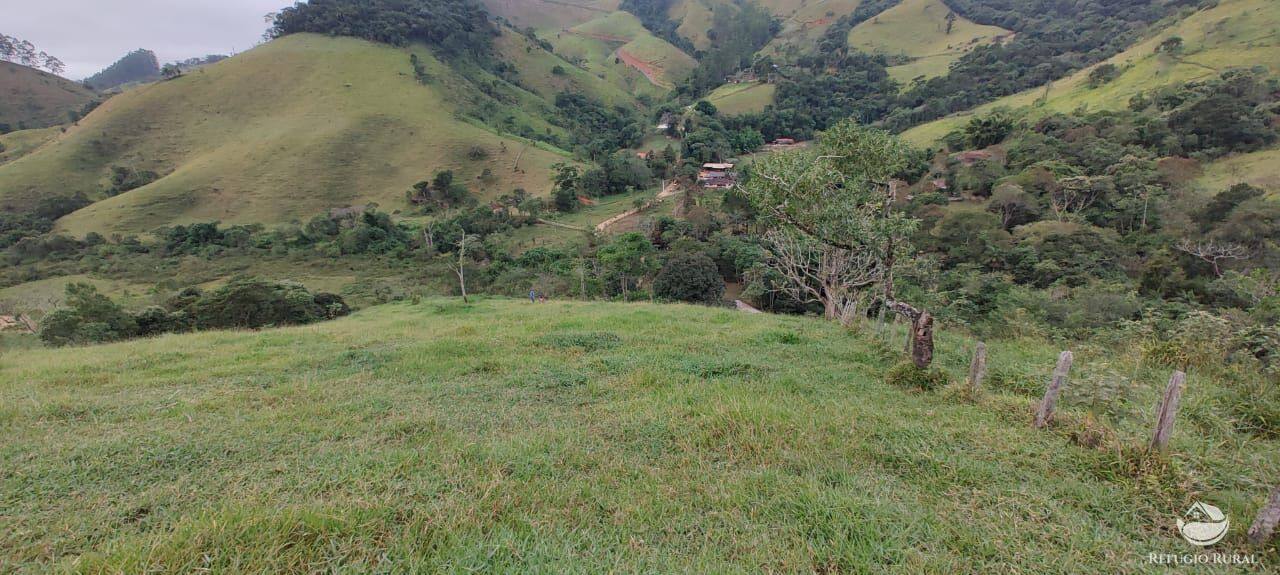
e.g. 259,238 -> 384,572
964,112 -> 1015,148
944,11 -> 957,35
654,252 -> 725,304
742,120 -> 934,366
450,234 -> 480,303
694,100 -> 719,117
762,230 -> 881,322
1175,239 -> 1247,278
161,63 -> 182,80
598,232 -> 658,301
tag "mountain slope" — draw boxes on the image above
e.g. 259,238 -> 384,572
0,34 -> 601,235
847,0 -> 1012,85
900,0 -> 1280,146
0,61 -> 95,131
551,11 -> 698,93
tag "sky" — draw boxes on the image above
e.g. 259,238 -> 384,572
6,0 -> 291,80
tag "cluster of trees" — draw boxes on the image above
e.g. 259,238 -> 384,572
678,2 -> 780,96
270,0 -> 498,59
0,33 -> 64,74
554,93 -> 646,159
84,49 -> 160,91
547,155 -> 656,213
38,279 -> 349,347
884,72 -> 1279,338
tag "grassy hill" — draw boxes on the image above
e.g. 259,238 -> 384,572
0,127 -> 60,166
705,81 -> 778,115
0,61 -> 95,131
562,12 -> 698,90
480,0 -> 619,31
2,298 -> 1277,572
900,0 -> 1280,147
0,34 -> 604,236
846,0 -> 1012,85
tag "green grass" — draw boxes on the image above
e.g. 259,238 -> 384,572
706,82 -> 778,115
2,298 -> 1277,573
0,274 -> 156,311
0,126 -> 60,166
901,0 -> 1280,147
0,34 -> 585,235
1200,147 -> 1280,193
0,61 -> 94,130
480,0 -> 619,31
847,0 -> 1011,85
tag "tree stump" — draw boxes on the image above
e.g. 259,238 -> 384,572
1149,371 -> 1186,451
911,311 -> 934,369
1034,351 -> 1073,428
1249,487 -> 1280,546
968,342 -> 987,392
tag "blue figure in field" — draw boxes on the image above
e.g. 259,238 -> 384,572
529,289 -> 537,303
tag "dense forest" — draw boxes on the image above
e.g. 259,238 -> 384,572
269,0 -> 499,59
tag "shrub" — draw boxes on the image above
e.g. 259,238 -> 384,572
192,277 -> 323,330
37,283 -> 138,347
313,293 -> 352,320
884,362 -> 950,392
653,252 -> 725,305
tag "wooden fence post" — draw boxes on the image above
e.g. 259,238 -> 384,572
968,342 -> 987,392
1149,371 -> 1186,451
1249,487 -> 1280,546
1034,351 -> 1073,428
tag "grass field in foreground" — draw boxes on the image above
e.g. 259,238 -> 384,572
2,299 -> 1277,573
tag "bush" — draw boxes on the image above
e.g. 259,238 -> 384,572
38,283 -> 138,347
191,277 -> 324,330
884,362 -> 950,392
653,252 -> 725,305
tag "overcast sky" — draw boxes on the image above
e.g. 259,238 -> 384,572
6,0 -> 293,79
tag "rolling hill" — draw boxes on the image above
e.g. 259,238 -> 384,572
0,61 -> 95,131
846,0 -> 1012,85
560,11 -> 699,90
0,33 -> 636,235
900,0 -> 1280,147
4,298 -> 1277,572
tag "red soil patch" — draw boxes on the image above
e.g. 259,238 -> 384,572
617,48 -> 665,87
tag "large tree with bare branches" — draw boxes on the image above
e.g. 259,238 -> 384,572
742,120 -> 936,367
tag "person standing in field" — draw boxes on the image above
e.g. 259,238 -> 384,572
529,289 -> 537,303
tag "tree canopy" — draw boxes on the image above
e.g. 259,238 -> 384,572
270,0 -> 498,59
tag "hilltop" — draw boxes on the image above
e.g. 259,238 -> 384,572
0,33 -> 629,235
0,60 -> 95,131
3,298 -> 1277,572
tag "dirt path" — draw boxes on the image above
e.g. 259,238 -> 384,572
617,49 -> 668,88
595,181 -> 680,232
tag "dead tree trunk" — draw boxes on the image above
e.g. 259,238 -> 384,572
1149,371 -> 1186,451
911,311 -> 934,369
1034,351 -> 1073,428
1249,487 -> 1280,546
968,342 -> 987,392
